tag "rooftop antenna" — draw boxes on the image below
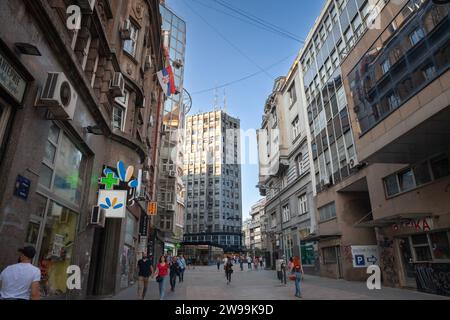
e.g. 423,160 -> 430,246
223,88 -> 227,114
214,85 -> 219,111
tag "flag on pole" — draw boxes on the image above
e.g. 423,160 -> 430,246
157,65 -> 177,97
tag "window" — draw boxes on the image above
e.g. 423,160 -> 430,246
282,204 -> 290,223
409,27 -> 425,46
387,92 -> 400,110
113,90 -> 129,131
124,20 -> 139,57
288,82 -> 297,105
90,54 -> 99,88
430,232 -> 450,260
323,246 -> 337,264
383,154 -> 449,197
296,153 -> 304,177
422,64 -> 436,81
271,213 -> 276,228
430,154 -> 450,179
292,117 -> 300,140
411,234 -> 432,261
319,202 -> 336,221
298,194 -> 308,215
381,59 -> 391,75
39,123 -> 85,205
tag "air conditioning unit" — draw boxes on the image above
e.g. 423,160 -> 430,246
36,72 -> 78,120
109,72 -> 125,98
349,156 -> 359,169
145,55 -> 152,71
167,204 -> 175,211
120,19 -> 132,40
90,206 -> 105,227
168,170 -> 176,178
77,0 -> 96,14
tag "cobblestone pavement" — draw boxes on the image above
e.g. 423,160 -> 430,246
106,265 -> 449,300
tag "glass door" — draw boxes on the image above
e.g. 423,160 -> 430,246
398,237 -> 417,288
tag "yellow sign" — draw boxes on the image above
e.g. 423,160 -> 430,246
147,202 -> 157,216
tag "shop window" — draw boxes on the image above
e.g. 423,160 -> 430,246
411,234 -> 432,262
430,232 -> 450,260
36,201 -> 79,297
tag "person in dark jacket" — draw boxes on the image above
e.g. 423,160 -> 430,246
169,256 -> 180,292
224,257 -> 233,285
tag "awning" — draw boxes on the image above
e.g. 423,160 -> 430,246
302,233 -> 341,242
354,212 -> 431,228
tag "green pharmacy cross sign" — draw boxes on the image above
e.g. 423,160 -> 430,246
100,172 -> 120,190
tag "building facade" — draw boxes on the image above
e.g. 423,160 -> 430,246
248,198 -> 265,254
258,0 -> 449,297
182,110 -> 243,260
257,66 -> 317,273
155,2 -> 187,257
340,0 -> 450,295
0,0 -> 164,298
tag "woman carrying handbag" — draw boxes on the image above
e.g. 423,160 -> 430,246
291,256 -> 304,298
153,255 -> 169,300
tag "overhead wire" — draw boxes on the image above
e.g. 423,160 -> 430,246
191,0 -> 304,43
212,0 -> 304,43
181,0 -> 275,80
191,52 -> 296,95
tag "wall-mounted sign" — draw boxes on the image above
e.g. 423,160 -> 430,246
392,218 -> 433,232
351,245 -> 379,268
147,202 -> 157,216
99,161 -> 140,208
97,189 -> 127,218
0,50 -> 26,104
14,175 -> 31,200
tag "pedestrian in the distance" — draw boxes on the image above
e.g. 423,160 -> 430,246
291,256 -> 304,298
224,257 -> 233,285
259,257 -> 264,269
247,255 -> 252,270
153,255 -> 169,300
0,246 -> 41,300
239,256 -> 244,271
216,256 -> 221,271
137,252 -> 153,300
169,256 -> 180,292
178,255 -> 186,282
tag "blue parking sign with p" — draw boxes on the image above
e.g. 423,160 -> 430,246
355,255 -> 365,266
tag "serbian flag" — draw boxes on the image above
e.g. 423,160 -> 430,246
157,65 -> 177,97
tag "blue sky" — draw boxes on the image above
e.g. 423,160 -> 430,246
166,0 -> 325,220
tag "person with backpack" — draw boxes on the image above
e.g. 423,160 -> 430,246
291,256 -> 304,298
224,256 -> 233,285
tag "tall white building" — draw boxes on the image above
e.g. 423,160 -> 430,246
183,110 -> 243,251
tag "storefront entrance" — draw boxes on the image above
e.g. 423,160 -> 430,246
398,237 -> 417,288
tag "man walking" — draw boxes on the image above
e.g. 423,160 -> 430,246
0,246 -> 41,300
247,255 -> 252,270
137,252 -> 153,299
178,255 -> 186,282
216,256 -> 221,271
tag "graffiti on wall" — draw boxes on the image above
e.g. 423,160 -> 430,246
415,263 -> 450,297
